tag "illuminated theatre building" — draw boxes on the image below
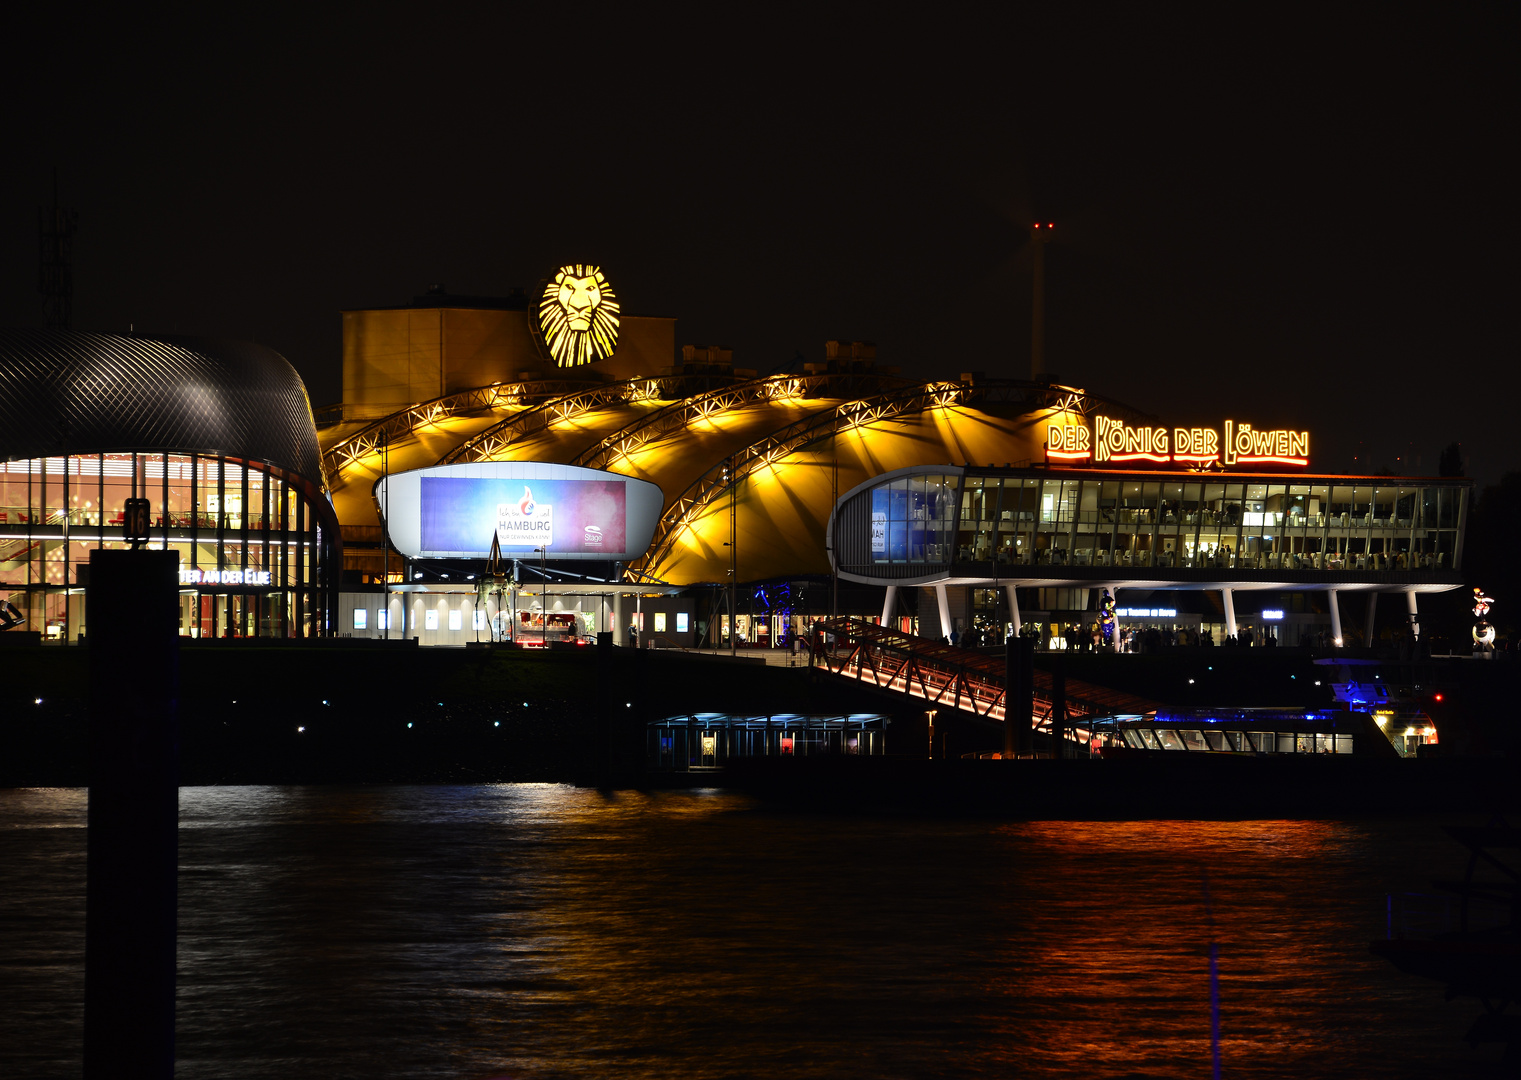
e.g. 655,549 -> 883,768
0,330 -> 338,641
322,267 -> 1471,649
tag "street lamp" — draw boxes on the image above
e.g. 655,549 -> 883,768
534,546 -> 548,644
926,709 -> 938,760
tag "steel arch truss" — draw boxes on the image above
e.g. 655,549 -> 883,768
438,379 -> 673,466
324,381 -> 596,487
568,372 -> 909,472
633,378 -> 1123,582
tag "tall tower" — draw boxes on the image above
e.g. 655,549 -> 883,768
39,172 -> 78,330
1029,222 -> 1052,381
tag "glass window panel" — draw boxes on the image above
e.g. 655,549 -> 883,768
353,608 -> 368,630
1179,729 -> 1206,751
0,461 -> 30,524
1040,479 -> 1062,525
1204,730 -> 1227,751
221,462 -> 244,530
871,485 -> 889,562
195,458 -> 219,524
1334,734 -> 1353,754
1297,734 -> 1316,754
1277,733 -> 1297,753
1154,729 -> 1185,751
39,457 -> 64,523
1123,730 -> 1144,749
248,468 -> 266,531
1137,728 -> 1161,750
63,455 -> 96,527
1249,731 -> 1274,752
165,455 -> 192,525
1225,731 -> 1244,752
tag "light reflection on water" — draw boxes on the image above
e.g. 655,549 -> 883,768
0,786 -> 1506,1079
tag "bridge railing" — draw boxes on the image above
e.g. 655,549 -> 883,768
810,616 -> 1156,730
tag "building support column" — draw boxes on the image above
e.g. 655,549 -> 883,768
613,592 -> 624,646
1221,587 -> 1238,641
1364,592 -> 1378,648
1407,590 -> 1420,640
881,585 -> 897,628
1005,584 -> 1021,639
1328,588 -> 1343,647
1050,656 -> 1067,759
934,583 -> 952,643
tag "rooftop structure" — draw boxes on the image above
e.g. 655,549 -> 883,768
0,330 -> 338,640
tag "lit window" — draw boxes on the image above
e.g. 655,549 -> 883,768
425,609 -> 438,631
676,613 -> 689,634
353,609 -> 368,630
448,609 -> 462,631
654,612 -> 667,633
1153,729 -> 1185,751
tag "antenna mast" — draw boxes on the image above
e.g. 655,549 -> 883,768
1029,222 -> 1053,380
39,171 -> 78,330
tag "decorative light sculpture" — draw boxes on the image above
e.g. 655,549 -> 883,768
1472,586 -> 1496,653
536,264 -> 620,368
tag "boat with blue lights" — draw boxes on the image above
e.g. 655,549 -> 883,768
1092,706 -> 1401,759
1088,655 -> 1436,759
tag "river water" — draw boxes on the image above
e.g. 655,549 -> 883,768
0,785 -> 1508,1079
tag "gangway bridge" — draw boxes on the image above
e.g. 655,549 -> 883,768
810,616 -> 1158,740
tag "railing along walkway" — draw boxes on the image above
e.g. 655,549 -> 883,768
811,616 -> 1157,727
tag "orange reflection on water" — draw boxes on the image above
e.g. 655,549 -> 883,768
983,820 -> 1402,1077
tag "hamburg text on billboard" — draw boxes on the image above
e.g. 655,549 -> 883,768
419,476 -> 627,557
1046,416 -> 1309,468
496,486 -> 554,547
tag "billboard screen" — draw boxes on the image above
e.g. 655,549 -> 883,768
377,461 -> 664,562
420,476 -> 626,556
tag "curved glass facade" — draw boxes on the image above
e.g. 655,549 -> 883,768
867,473 -> 959,564
0,451 -> 337,641
834,466 -> 1471,581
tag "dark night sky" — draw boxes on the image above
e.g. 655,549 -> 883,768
4,7 -> 1516,483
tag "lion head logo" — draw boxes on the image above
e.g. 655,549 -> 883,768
536,264 -> 620,367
